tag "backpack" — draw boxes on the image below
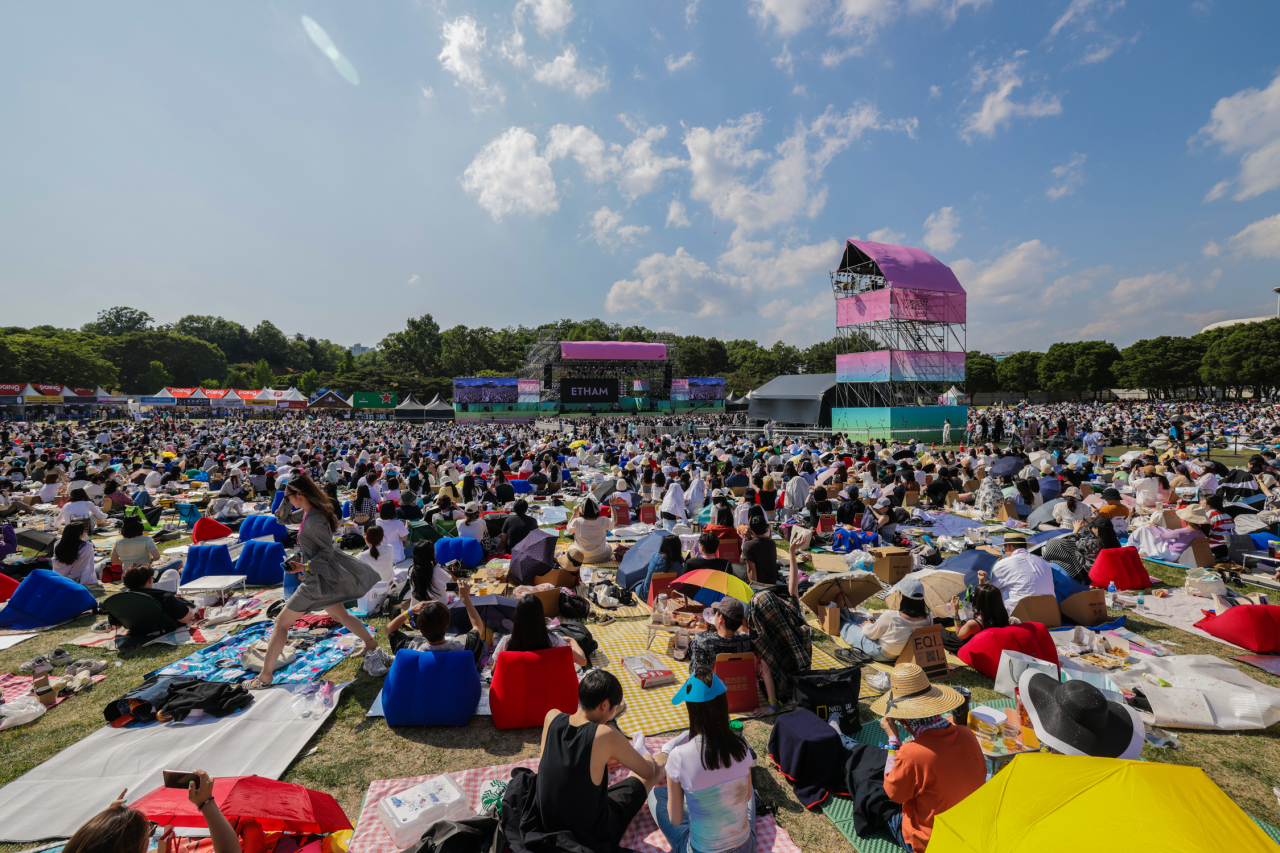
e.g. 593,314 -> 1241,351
339,531 -> 365,550
405,812 -> 502,853
552,621 -> 597,658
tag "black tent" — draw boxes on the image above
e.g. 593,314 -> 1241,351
747,373 -> 838,427
725,392 -> 750,412
423,394 -> 455,421
394,394 -> 428,421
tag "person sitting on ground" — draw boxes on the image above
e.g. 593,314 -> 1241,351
101,479 -> 132,511
108,514 -> 160,580
955,583 -> 1015,641
0,482 -> 35,518
376,500 -> 409,563
702,505 -> 741,550
978,530 -> 1055,615
490,594 -> 588,672
536,669 -> 667,852
457,500 -> 487,542
395,490 -> 423,522
386,579 -> 487,669
492,470 -> 516,504
64,770 -> 241,853
52,522 -> 97,586
650,668 -> 756,853
687,596 -> 753,673
837,577 -> 933,662
119,565 -> 194,626
59,487 -> 107,530
349,483 -> 376,528
871,663 -> 985,853
407,540 -> 453,606
1096,488 -> 1132,523
744,539 -> 809,716
868,497 -> 907,538
1052,487 -> 1090,529
685,531 -> 732,574
639,534 -> 685,599
500,499 -> 539,552
358,525 -> 395,585
425,493 -> 463,527
835,488 -> 866,525
735,515 -> 779,586
562,497 -> 615,568
1201,492 -> 1236,562
804,485 -> 834,529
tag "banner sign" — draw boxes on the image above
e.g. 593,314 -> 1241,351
517,379 -> 540,404
277,400 -> 307,409
836,289 -> 966,326
837,350 -> 966,383
244,399 -> 276,407
352,391 -> 397,409
453,378 -> 517,404
211,396 -> 244,407
562,378 -> 619,403
670,379 -> 689,402
178,398 -> 211,408
0,396 -> 20,405
141,397 -> 175,405
24,396 -> 64,404
0,384 -> 23,395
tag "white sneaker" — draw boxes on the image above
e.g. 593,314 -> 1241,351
362,648 -> 393,677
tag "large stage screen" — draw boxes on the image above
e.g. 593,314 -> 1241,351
562,378 -> 619,403
688,377 -> 725,400
454,377 -> 518,404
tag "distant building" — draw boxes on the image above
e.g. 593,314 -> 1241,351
348,343 -> 373,355
986,351 -> 1016,362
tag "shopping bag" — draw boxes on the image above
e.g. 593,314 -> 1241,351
992,649 -> 1058,698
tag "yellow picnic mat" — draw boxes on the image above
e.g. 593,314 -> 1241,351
576,583 -> 653,620
591,621 -> 692,735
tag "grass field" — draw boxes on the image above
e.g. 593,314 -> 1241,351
3,524 -> 1280,851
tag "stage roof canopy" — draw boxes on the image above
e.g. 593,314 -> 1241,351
560,341 -> 667,361
747,373 -> 838,427
840,240 -> 965,294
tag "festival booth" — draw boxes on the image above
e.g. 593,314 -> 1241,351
393,394 -> 427,421
59,386 -> 98,418
350,391 -> 397,421
308,389 -> 351,414
139,388 -> 178,410
204,388 -> 242,412
19,384 -> 66,418
0,383 -> 24,417
423,394 -> 455,421
244,389 -> 276,416
938,385 -> 964,406
274,387 -> 308,412
165,387 -> 210,413
94,387 -> 128,415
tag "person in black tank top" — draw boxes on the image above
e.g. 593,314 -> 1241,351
537,670 -> 666,852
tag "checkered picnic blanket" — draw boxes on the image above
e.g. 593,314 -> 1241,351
347,737 -> 801,853
1,672 -> 108,707
69,623 -> 231,649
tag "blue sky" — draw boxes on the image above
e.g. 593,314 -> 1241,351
2,0 -> 1279,353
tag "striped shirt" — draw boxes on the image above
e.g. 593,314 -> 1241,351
1206,509 -> 1235,547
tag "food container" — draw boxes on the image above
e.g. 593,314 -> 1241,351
377,773 -> 472,848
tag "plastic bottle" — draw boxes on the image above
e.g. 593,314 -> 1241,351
1106,581 -> 1117,609
1136,590 -> 1145,613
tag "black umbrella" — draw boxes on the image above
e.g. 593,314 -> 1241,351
990,457 -> 1022,479
892,448 -> 916,461
448,594 -> 518,634
1026,498 -> 1063,529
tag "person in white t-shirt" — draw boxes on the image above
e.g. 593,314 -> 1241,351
981,530 -> 1055,615
457,501 -> 488,542
358,526 -> 396,584
375,502 -> 409,563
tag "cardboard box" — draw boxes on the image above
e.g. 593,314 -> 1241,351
532,587 -> 560,618
1178,537 -> 1215,569
533,567 -> 579,590
1010,595 -> 1062,629
621,654 -> 677,689
869,546 -> 913,585
903,491 -> 920,507
1156,510 -> 1183,529
808,552 -> 850,573
994,499 -> 1018,522
944,491 -> 960,508
815,603 -> 841,636
1060,589 -> 1107,627
896,624 -> 948,680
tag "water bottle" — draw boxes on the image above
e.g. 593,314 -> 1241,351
1106,581 -> 1117,609
1136,590 -> 1145,613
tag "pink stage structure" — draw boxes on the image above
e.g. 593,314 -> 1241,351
830,240 -> 967,440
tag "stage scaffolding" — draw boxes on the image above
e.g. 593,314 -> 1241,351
519,327 -> 679,402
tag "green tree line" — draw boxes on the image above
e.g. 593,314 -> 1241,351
963,319 -> 1280,400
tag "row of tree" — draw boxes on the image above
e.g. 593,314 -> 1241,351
5,306 -> 1277,401
964,319 -> 1280,400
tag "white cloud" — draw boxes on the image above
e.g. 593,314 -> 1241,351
961,51 -> 1062,142
929,85 -> 942,99
1046,152 -> 1087,199
1048,0 -> 1118,38
763,291 -> 835,345
420,85 -> 435,99
1046,1 -> 1137,69
684,104 -> 916,238
1044,264 -> 1108,300
407,274 -> 420,285
666,52 -> 696,72
1194,72 -> 1280,202
750,0 -> 827,36
1072,270 -> 1209,338
822,0 -> 898,65
867,227 -> 906,244
460,127 -> 558,220
515,0 -> 575,36
1202,240 -> 1222,258
545,121 -> 685,200
905,0 -> 993,20
439,16 -> 502,100
686,0 -> 701,24
606,248 -> 734,317
498,28 -> 529,68
922,206 -> 961,252
950,240 -> 1060,304
667,198 -> 691,228
773,46 -> 795,75
533,46 -> 608,98
1225,212 -> 1280,260
793,83 -> 808,96
586,206 -> 650,251
719,237 -> 842,292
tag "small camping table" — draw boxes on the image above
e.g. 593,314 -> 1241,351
179,574 -> 248,598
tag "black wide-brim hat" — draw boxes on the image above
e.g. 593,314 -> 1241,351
1020,671 -> 1143,760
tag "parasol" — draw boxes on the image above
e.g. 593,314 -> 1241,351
670,569 -> 755,605
448,594 -> 518,633
799,571 -> 885,614
132,775 -> 351,834
1025,498 -> 1063,529
883,569 -> 967,617
569,440 -> 589,448
989,457 -> 1022,479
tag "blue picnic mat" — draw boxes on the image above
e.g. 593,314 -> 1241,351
150,620 -> 359,684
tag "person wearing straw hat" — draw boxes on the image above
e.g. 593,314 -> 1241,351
871,663 -> 985,853
648,668 -> 756,853
978,530 -> 1054,616
1018,669 -> 1144,760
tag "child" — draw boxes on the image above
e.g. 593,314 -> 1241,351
384,580 -> 487,669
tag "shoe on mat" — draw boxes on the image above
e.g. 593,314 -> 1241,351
49,648 -> 74,668
67,660 -> 108,676
19,655 -> 51,675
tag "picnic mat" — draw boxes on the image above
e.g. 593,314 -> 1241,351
152,621 -> 362,684
347,736 -> 801,853
1128,587 -> 1247,651
69,623 -> 231,650
0,672 -> 109,709
0,681 -> 349,843
576,580 -> 653,620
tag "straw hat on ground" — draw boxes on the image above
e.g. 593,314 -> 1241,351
869,663 -> 965,719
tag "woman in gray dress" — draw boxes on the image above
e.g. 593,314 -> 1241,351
250,473 -> 381,688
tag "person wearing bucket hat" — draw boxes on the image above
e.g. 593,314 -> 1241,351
1018,669 -> 1143,760
978,529 -> 1054,615
651,667 -> 756,853
1096,487 -> 1132,523
870,663 -> 985,853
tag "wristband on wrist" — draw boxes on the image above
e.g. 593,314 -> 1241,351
196,797 -> 215,811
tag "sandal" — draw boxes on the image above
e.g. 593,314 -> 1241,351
247,676 -> 274,690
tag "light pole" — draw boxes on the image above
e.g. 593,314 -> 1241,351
1274,286 -> 1280,318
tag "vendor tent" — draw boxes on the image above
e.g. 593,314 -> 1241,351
308,390 -> 351,410
747,373 -> 838,427
140,388 -> 178,406
203,388 -> 242,408
423,394 -> 455,421
20,384 -> 65,405
394,394 -> 428,421
274,387 -> 307,410
938,385 -> 964,406
725,392 -> 750,413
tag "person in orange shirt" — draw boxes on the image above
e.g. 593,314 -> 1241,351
1095,487 -> 1132,522
872,663 -> 986,851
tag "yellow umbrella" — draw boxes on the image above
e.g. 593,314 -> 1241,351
161,451 -> 176,458
569,440 -> 589,449
884,569 -> 967,617
931,753 -> 1276,852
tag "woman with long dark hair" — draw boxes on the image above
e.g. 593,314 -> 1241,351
409,540 -> 449,605
956,583 -> 1012,640
639,534 -> 685,599
349,483 -> 376,528
251,474 -> 380,688
52,522 -> 96,585
650,667 -> 755,853
490,594 -> 587,666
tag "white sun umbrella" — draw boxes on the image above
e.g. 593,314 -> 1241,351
884,569 -> 968,617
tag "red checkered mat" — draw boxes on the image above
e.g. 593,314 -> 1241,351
347,736 -> 800,853
1,672 -> 108,707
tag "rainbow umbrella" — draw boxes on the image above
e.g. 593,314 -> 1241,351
670,569 -> 754,605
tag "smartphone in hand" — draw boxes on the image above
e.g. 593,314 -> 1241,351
162,769 -> 199,789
